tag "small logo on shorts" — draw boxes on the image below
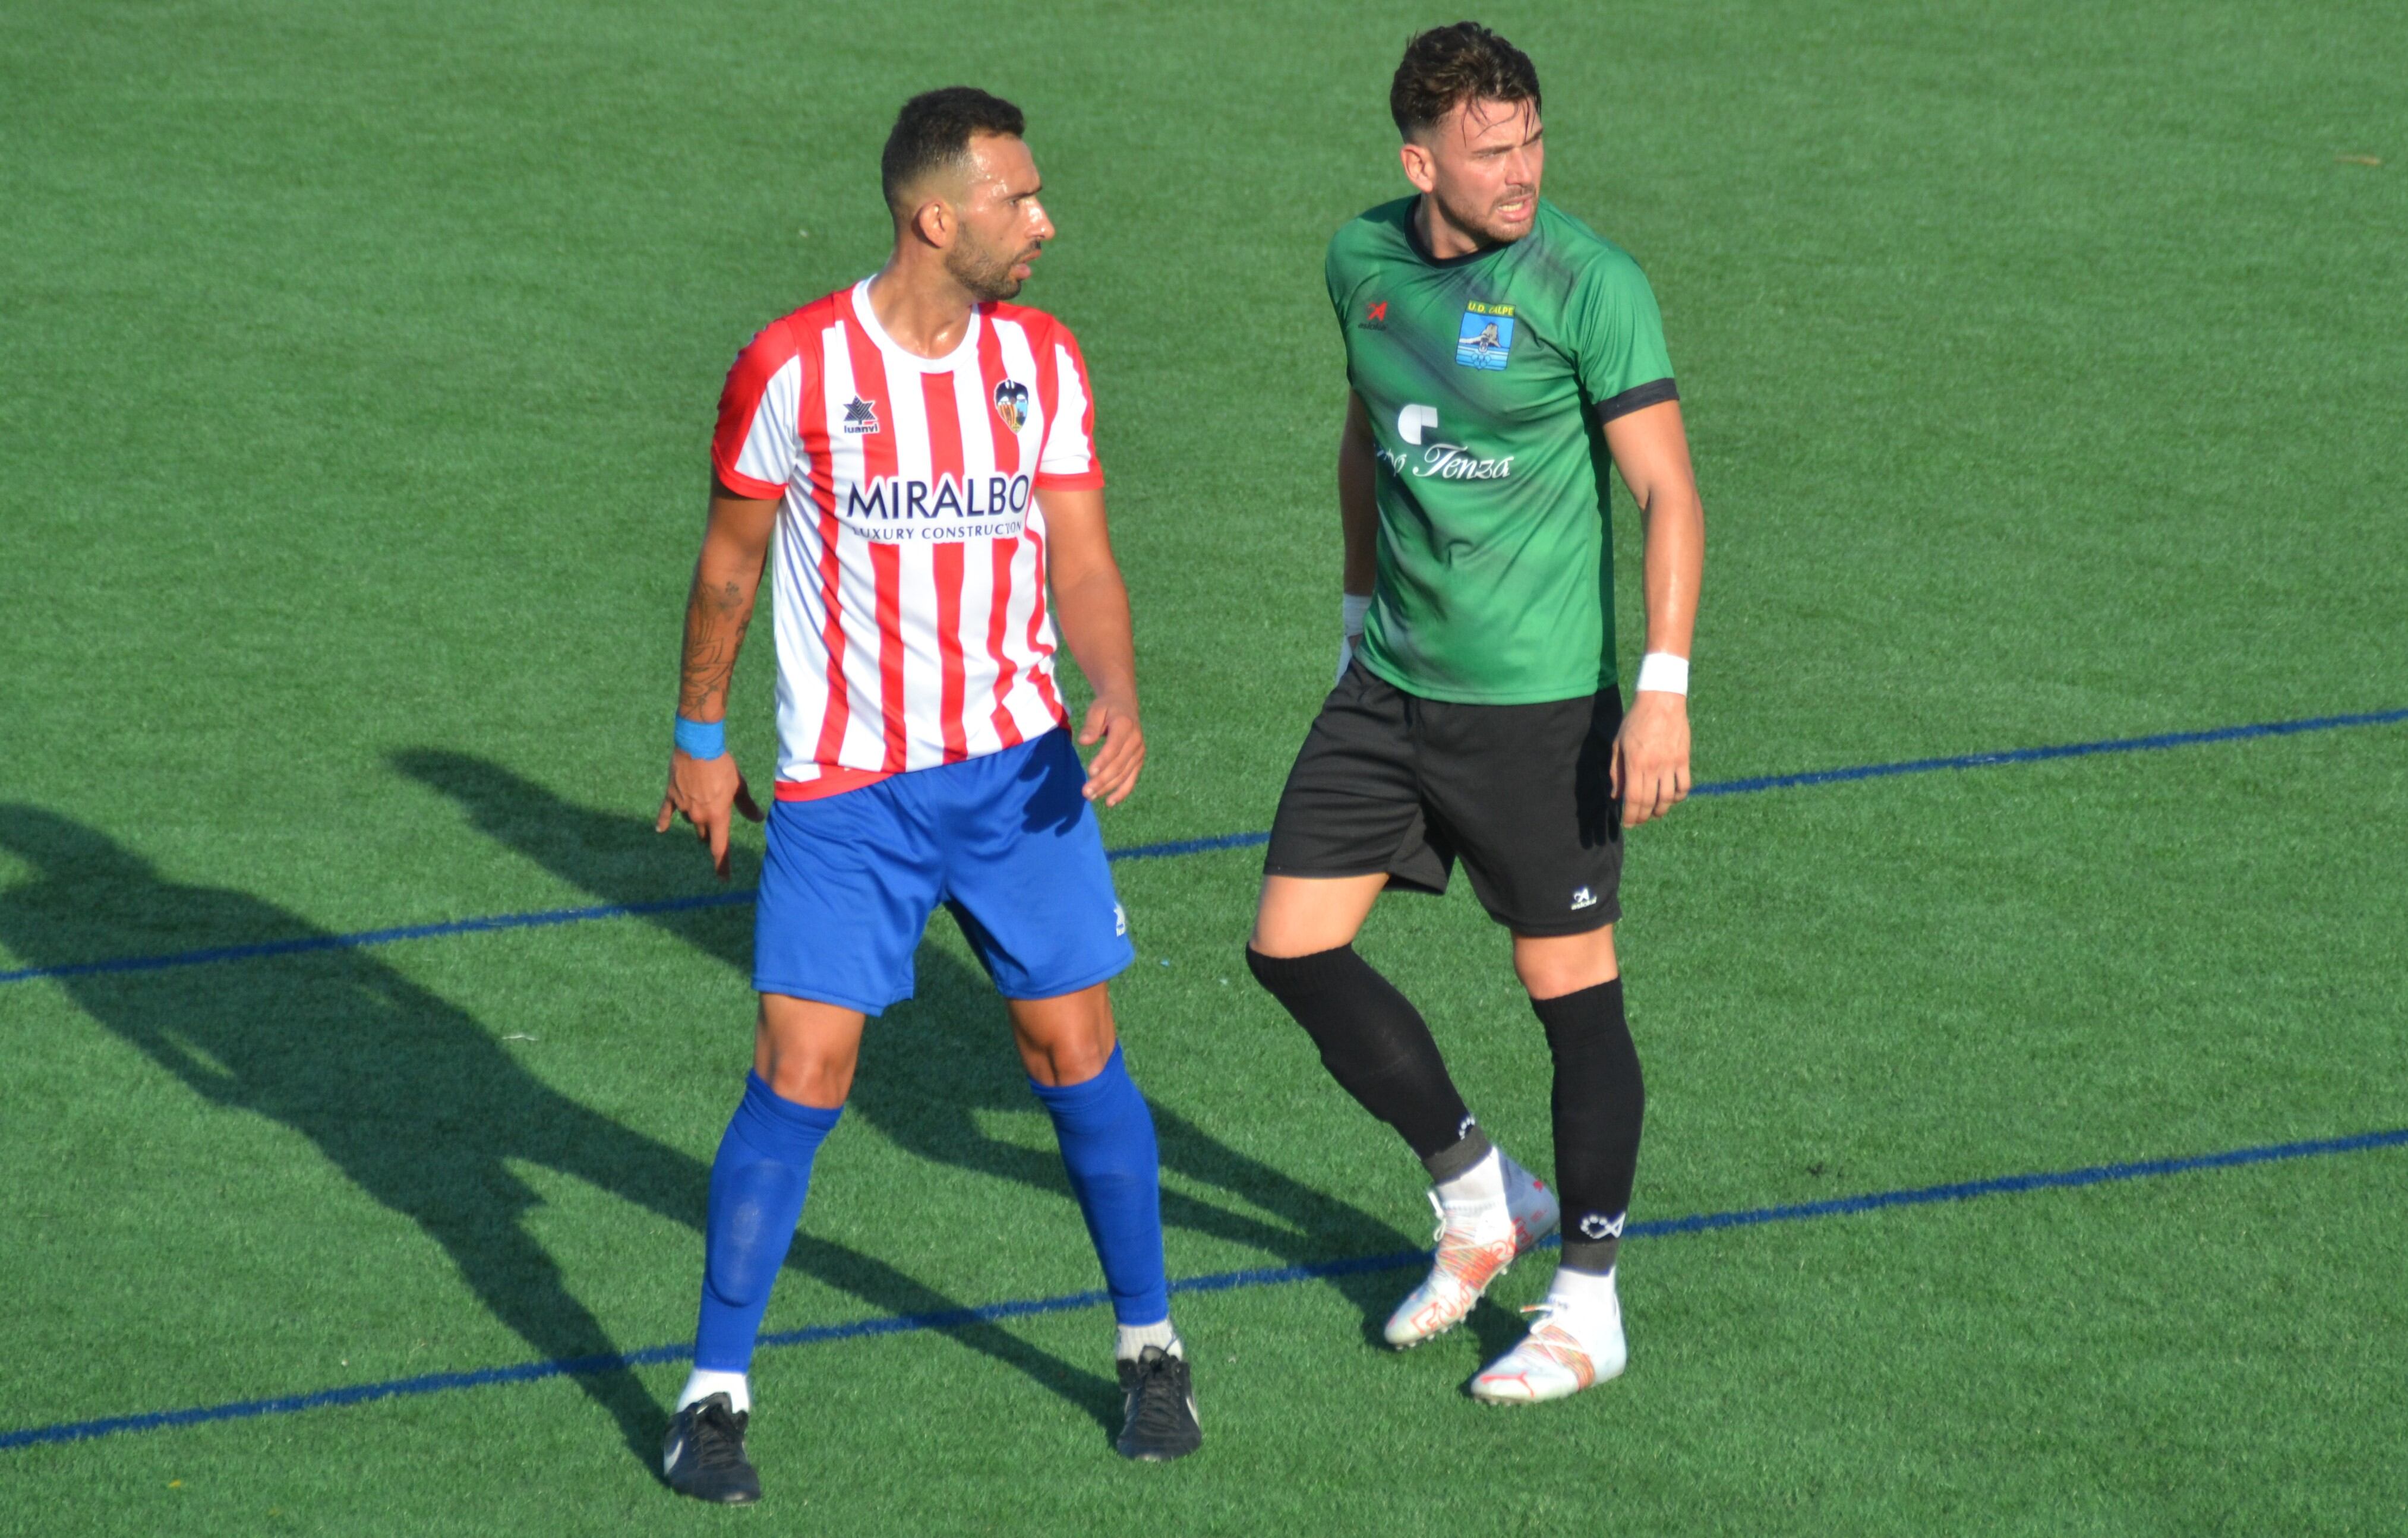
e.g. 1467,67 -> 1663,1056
1578,1212 -> 1627,1240
1570,886 -> 1598,910
1113,904 -> 1128,937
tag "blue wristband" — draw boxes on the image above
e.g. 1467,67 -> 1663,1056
674,716 -> 727,760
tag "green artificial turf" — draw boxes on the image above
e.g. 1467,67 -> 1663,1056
2,0 -> 2404,1533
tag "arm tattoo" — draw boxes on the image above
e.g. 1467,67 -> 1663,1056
677,576 -> 756,720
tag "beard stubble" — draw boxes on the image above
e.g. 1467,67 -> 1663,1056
946,236 -> 1030,302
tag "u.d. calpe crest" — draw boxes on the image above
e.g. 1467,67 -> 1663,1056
993,379 -> 1031,434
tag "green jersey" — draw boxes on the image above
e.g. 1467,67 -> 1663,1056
1327,196 -> 1677,703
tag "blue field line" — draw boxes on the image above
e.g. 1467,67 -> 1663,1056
1688,705 -> 2408,797
5,1123 -> 2401,1454
2,703 -> 2400,990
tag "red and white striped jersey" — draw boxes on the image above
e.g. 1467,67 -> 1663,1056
711,279 -> 1104,800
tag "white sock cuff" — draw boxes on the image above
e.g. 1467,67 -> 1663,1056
677,1367 -> 751,1416
1546,1264 -> 1619,1315
1115,1319 -> 1181,1361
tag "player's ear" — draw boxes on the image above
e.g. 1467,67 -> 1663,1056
1398,138 -> 1437,194
910,196 -> 954,249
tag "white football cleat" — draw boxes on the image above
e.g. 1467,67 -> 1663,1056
1469,1284 -> 1628,1404
1382,1155 -> 1561,1350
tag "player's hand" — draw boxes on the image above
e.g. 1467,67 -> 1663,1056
655,749 -> 763,880
1612,691 -> 1691,828
1078,691 -> 1145,807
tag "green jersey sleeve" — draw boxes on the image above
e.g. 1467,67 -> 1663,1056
1324,230 -> 1354,324
1568,252 -> 1677,419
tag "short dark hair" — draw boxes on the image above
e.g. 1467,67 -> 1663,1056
880,87 -> 1026,214
1389,22 -> 1540,138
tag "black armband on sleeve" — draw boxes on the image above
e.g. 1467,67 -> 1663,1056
1594,378 -> 1680,424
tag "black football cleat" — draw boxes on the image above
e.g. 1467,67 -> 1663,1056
662,1392 -> 761,1504
1114,1346 -> 1202,1462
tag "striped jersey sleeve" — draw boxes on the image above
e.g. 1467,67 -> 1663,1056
712,318 -> 806,498
1030,319 -> 1103,491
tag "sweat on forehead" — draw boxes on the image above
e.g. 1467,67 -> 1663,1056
1438,96 -> 1538,143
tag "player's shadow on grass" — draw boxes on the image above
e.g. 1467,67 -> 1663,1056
0,804 -> 1120,1461
392,750 -> 1419,1315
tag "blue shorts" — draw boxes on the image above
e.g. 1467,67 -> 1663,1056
753,728 -> 1135,1013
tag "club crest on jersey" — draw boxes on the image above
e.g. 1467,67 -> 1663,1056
841,396 -> 880,435
1454,301 -> 1516,371
993,379 -> 1031,435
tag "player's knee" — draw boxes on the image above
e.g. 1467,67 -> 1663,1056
757,1054 -> 853,1108
753,995 -> 863,1107
1022,1034 -> 1115,1088
752,1031 -> 857,1106
1008,984 -> 1118,1087
1516,961 -> 1614,1000
1245,910 -> 1318,958
1246,921 -> 1352,962
1249,875 -> 1378,957
1511,932 -> 1618,1001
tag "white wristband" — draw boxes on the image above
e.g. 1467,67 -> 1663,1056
1635,651 -> 1689,696
1342,591 -> 1372,639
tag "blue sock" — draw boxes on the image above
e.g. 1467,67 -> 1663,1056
693,1072 -> 842,1373
1028,1044 -> 1171,1328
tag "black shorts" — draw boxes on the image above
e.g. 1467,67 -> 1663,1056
1264,664 -> 1624,936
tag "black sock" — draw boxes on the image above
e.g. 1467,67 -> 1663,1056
1533,978 -> 1643,1274
1246,945 -> 1478,1166
1422,1123 -> 1494,1184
